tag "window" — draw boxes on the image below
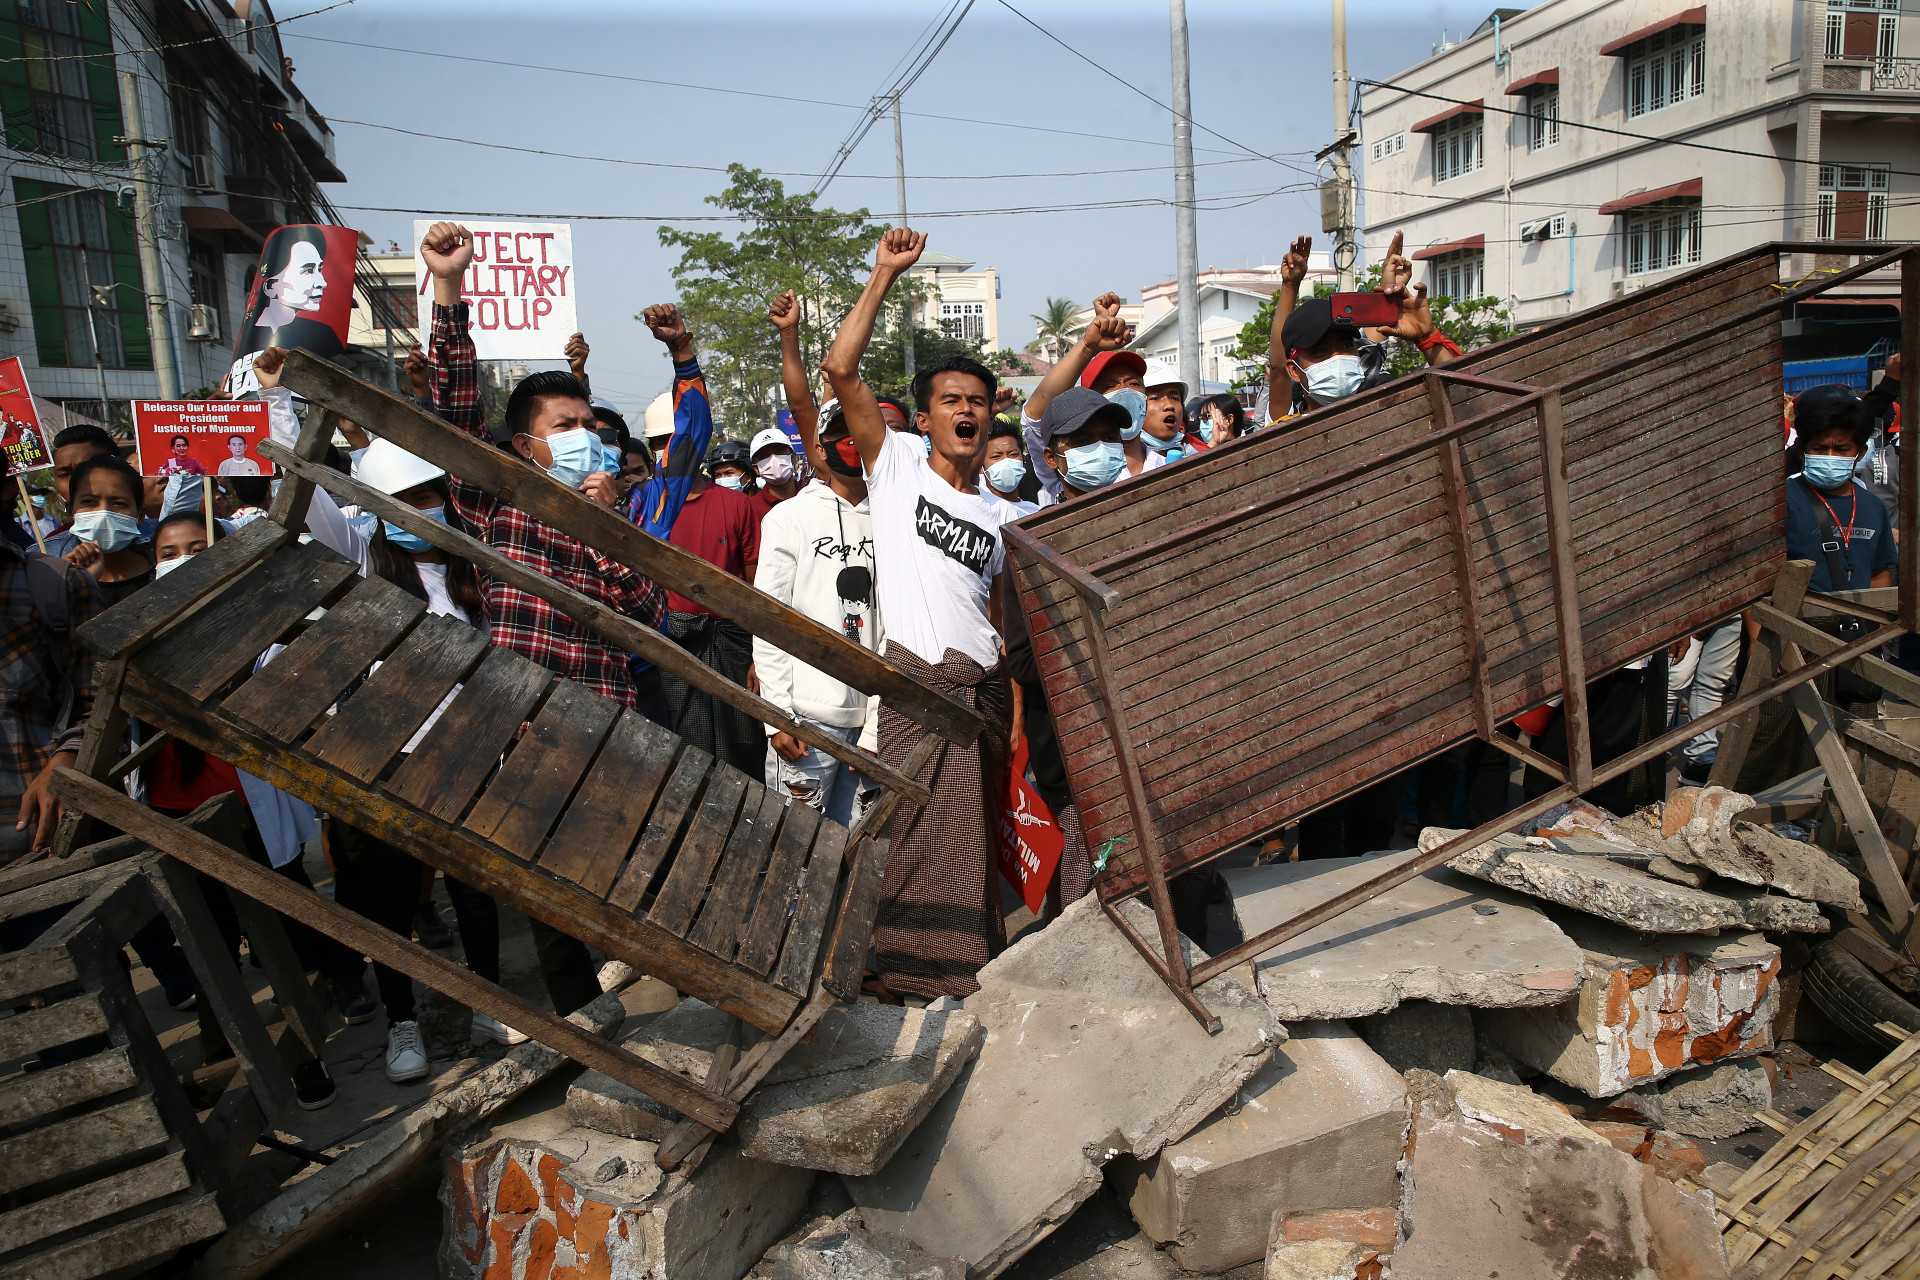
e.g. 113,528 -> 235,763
169,77 -> 211,166
1817,163 -> 1890,240
1431,115 -> 1482,183
365,283 -> 416,331
1827,0 -> 1899,71
1429,251 -> 1484,300
1369,132 -> 1406,162
939,301 -> 985,342
2,0 -> 120,162
1623,202 -> 1702,275
1520,214 -> 1568,242
1625,27 -> 1705,118
13,179 -> 152,370
1525,88 -> 1560,151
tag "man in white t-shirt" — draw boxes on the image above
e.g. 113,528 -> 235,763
821,226 -> 1011,1001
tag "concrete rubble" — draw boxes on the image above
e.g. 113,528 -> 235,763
748,1209 -> 966,1280
1223,852 -> 1583,1019
845,894 -> 1282,1279
1659,786 -> 1864,911
1356,1003 -> 1475,1075
1263,1238 -> 1388,1280
1602,1057 -> 1775,1140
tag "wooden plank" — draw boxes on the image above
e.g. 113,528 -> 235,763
821,836 -> 887,1000
0,1194 -> 224,1280
48,658 -> 127,859
773,819 -> 851,996
76,516 -> 287,660
0,1151 -> 191,1256
305,614 -> 492,780
261,440 -> 933,803
608,747 -> 713,913
228,892 -> 337,1058
648,771 -> 750,938
539,711 -> 680,898
222,575 -> 427,742
137,541 -> 357,703
268,405 -> 337,534
0,1095 -> 166,1196
0,992 -> 107,1061
465,679 -> 620,860
1788,682 -> 1915,928
736,801 -> 822,975
0,946 -> 77,1003
386,647 -> 552,822
688,785 -> 785,958
269,357 -> 987,744
0,1047 -> 135,1127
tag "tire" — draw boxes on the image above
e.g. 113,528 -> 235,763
1803,940 -> 1920,1053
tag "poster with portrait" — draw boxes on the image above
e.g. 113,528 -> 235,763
132,400 -> 275,478
226,223 -> 359,399
0,357 -> 51,476
412,219 -> 576,361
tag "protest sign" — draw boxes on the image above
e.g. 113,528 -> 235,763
413,219 -> 576,361
0,357 -> 51,475
998,738 -> 1065,914
133,400 -> 275,478
227,223 -> 358,399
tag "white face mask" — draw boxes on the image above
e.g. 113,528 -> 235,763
154,553 -> 196,578
714,473 -> 746,491
755,453 -> 795,484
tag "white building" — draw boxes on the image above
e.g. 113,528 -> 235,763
348,246 -> 419,354
1358,0 -> 1918,336
906,250 -> 1001,350
1129,258 -> 1336,391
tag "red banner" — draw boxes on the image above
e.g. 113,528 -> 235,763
0,357 -> 51,476
998,738 -> 1065,915
132,400 -> 274,479
227,223 -> 359,398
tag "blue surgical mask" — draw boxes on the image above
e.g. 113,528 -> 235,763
532,426 -> 600,489
1301,353 -> 1367,405
986,457 -> 1026,494
1060,440 -> 1125,492
72,509 -> 143,552
1106,389 -> 1147,442
1803,452 -> 1860,491
1196,419 -> 1215,445
383,504 -> 446,553
1140,430 -> 1183,460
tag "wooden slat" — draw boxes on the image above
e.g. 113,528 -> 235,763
688,786 -> 785,958
608,747 -> 713,913
0,947 -> 77,1003
821,835 -> 887,1000
0,1194 -> 224,1280
304,613 -> 492,779
773,819 -> 851,996
386,648 -> 552,822
0,1047 -> 136,1127
76,516 -> 286,659
222,575 -> 426,742
0,1096 -> 166,1196
648,771 -> 750,937
137,541 -> 357,703
0,1151 -> 191,1256
736,801 -> 822,975
464,680 -> 620,860
0,993 -> 107,1061
538,710 -> 681,898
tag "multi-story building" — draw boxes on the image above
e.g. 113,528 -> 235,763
348,244 -> 420,356
906,249 -> 1002,350
0,0 -> 344,426
1130,257 -> 1337,391
1358,0 -> 1915,346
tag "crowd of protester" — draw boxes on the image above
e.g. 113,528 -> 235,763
3,220 -> 1906,1091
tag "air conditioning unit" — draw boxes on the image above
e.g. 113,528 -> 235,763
189,153 -> 216,191
188,303 -> 220,341
1611,278 -> 1647,297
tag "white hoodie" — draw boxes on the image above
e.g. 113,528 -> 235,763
752,480 -> 882,738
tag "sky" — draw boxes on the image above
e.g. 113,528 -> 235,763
282,0 -> 1506,416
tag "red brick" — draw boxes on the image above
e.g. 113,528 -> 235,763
495,1158 -> 541,1216
552,1177 -> 579,1241
485,1216 -> 529,1280
1280,1207 -> 1396,1250
524,1218 -> 559,1280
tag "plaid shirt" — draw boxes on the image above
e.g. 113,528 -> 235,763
428,302 -> 667,707
0,543 -> 100,794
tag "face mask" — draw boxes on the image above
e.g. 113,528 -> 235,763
986,457 -> 1026,494
529,426 -> 599,489
383,505 -> 446,553
1106,389 -> 1147,442
911,433 -> 932,460
154,553 -> 195,579
1058,440 -> 1125,492
594,438 -> 623,476
823,437 -> 864,478
756,453 -> 795,484
1196,419 -> 1215,445
714,473 -> 746,491
72,509 -> 143,552
1140,430 -> 1183,459
1803,452 -> 1859,490
1300,354 -> 1367,405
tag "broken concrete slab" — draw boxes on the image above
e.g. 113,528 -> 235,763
750,1210 -> 965,1280
1423,827 -> 1831,934
1356,1003 -> 1474,1075
1121,1021 -> 1405,1273
568,1002 -> 984,1176
1391,1070 -> 1731,1280
845,894 -> 1281,1280
1663,786 -> 1864,910
1585,1122 -> 1709,1183
1274,1206 -> 1396,1250
1651,1057 -> 1773,1140
1223,852 -> 1582,1020
1264,1238 -> 1386,1280
1477,915 -> 1779,1096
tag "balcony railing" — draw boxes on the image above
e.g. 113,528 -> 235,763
1870,57 -> 1920,92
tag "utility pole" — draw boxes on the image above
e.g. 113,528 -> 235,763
893,93 -> 915,384
1169,0 -> 1200,393
119,69 -> 180,399
1329,0 -> 1357,290
79,258 -> 112,423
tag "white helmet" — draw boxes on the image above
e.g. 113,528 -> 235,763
643,391 -> 674,443
353,437 -> 444,495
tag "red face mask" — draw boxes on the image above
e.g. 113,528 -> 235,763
824,434 -> 863,476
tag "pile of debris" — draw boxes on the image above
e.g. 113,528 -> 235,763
436,783 -> 1901,1280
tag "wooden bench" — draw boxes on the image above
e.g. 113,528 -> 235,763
51,351 -> 985,1169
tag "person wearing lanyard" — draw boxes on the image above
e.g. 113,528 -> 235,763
1787,384 -> 1897,597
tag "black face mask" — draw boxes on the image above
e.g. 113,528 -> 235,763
823,441 -> 864,478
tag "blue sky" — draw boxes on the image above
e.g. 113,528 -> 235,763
285,0 -> 1496,416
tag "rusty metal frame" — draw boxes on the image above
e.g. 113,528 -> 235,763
1007,240 -> 1920,1030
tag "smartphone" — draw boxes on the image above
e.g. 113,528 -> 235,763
1329,291 -> 1401,328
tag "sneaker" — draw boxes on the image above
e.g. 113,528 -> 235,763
471,1012 -> 529,1046
412,902 -> 454,951
293,1059 -> 336,1111
333,979 -> 377,1027
385,1020 -> 429,1083
596,960 -> 632,993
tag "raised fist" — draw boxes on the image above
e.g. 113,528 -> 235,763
421,221 -> 473,280
643,305 -> 691,354
876,227 -> 926,273
767,290 -> 800,333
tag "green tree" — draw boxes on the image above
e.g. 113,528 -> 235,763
1030,296 -> 1082,362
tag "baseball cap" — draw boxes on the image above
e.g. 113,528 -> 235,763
1040,387 -> 1132,441
817,398 -> 847,437
1280,297 -> 1358,356
750,426 -> 793,459
1079,350 -> 1147,391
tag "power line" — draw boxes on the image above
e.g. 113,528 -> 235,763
0,0 -> 357,64
810,0 -> 977,196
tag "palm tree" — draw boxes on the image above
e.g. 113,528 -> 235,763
1031,296 -> 1083,362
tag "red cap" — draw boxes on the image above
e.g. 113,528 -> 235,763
1078,350 -> 1147,391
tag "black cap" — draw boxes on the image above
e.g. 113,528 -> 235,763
1039,387 -> 1131,441
1280,297 -> 1359,356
